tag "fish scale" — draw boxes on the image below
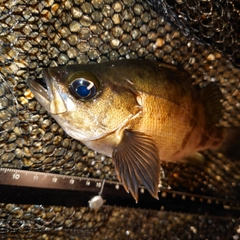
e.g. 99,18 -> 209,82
137,90 -> 222,161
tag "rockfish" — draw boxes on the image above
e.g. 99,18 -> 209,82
27,59 -> 240,202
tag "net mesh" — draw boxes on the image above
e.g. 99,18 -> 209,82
147,0 -> 240,66
0,0 -> 240,239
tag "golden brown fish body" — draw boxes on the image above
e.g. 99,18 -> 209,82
27,59 -> 224,201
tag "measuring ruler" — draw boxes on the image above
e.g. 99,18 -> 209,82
0,167 -> 239,216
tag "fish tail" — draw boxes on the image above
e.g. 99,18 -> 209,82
219,128 -> 240,160
200,83 -> 240,160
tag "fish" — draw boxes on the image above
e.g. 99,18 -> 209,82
27,59 -> 240,202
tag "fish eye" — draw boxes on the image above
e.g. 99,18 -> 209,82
69,72 -> 100,101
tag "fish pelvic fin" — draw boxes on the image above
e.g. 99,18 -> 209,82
200,82 -> 223,125
219,128 -> 240,160
112,130 -> 160,203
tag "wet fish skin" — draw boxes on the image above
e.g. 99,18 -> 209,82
27,59 -> 225,202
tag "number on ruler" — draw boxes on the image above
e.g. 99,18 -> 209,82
12,173 -> 20,180
52,177 -> 57,183
70,179 -> 74,184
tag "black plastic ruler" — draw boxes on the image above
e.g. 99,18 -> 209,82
0,167 -> 239,216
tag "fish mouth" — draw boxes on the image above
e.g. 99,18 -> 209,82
27,71 -> 51,111
27,76 -> 49,100
35,77 -> 48,90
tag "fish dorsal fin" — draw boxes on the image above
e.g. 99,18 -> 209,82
112,130 -> 160,202
200,82 -> 223,124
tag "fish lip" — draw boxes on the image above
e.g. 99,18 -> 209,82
26,68 -> 54,111
27,76 -> 49,102
42,67 -> 62,100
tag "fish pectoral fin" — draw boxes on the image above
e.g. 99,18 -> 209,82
112,130 -> 160,202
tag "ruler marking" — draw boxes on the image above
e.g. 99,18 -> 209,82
0,168 -> 239,208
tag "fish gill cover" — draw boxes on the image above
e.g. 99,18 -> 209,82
0,0 -> 240,239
